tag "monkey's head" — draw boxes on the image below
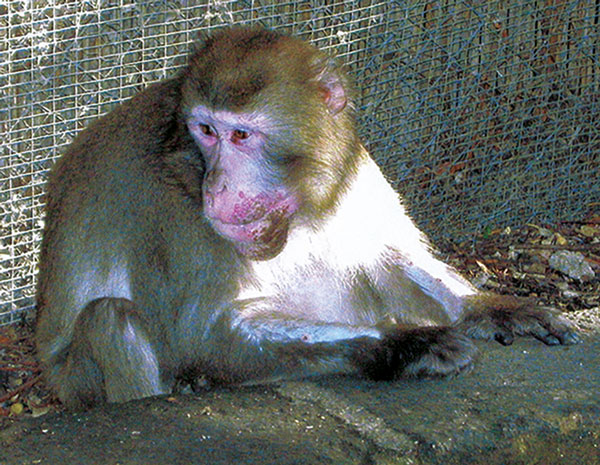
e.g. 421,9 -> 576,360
180,27 -> 361,260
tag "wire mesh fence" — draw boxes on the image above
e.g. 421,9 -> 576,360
1,0 -> 599,325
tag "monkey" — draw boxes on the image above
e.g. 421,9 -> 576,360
35,27 -> 579,410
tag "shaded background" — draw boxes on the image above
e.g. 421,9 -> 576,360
1,0 -> 599,325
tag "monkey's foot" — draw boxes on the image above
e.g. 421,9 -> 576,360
457,294 -> 581,346
356,326 -> 477,381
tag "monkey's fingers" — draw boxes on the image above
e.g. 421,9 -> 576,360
513,308 -> 582,346
457,295 -> 581,346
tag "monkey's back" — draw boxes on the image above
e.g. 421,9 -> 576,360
35,77 -> 241,371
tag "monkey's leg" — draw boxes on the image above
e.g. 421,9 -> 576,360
456,294 -> 581,346
51,297 -> 167,409
205,299 -> 477,383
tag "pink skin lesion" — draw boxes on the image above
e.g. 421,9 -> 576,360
206,190 -> 299,260
231,192 -> 273,224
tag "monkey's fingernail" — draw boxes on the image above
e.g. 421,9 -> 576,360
538,333 -> 560,346
494,332 -> 514,346
559,331 -> 582,345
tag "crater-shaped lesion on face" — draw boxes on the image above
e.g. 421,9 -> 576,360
207,188 -> 299,261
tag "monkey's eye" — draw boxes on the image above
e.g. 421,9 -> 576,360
198,123 -> 215,137
232,129 -> 250,142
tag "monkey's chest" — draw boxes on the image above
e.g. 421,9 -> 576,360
238,265 -> 364,324
236,226 -> 385,324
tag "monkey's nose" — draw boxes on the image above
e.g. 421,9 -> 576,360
204,169 -> 227,196
204,190 -> 214,208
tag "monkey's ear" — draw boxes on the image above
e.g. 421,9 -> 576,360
313,57 -> 347,115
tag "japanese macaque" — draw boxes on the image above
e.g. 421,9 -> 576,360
35,27 -> 579,409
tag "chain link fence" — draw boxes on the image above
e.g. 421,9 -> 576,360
1,0 -> 599,325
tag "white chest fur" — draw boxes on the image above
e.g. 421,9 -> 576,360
237,155 -> 475,314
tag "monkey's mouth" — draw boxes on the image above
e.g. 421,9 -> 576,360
209,214 -> 276,243
205,192 -> 297,238
209,213 -> 291,260
206,199 -> 295,260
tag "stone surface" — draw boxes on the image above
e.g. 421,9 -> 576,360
1,336 -> 598,465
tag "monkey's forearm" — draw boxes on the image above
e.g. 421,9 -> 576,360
202,301 -> 477,384
202,301 -> 381,382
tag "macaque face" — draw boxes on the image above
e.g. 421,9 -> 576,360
186,105 -> 300,260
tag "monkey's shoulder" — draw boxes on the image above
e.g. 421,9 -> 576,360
61,77 -> 182,164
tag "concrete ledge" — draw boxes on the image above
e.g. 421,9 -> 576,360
1,336 -> 598,464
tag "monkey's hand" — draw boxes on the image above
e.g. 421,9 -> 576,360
354,326 -> 477,381
456,293 -> 581,346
